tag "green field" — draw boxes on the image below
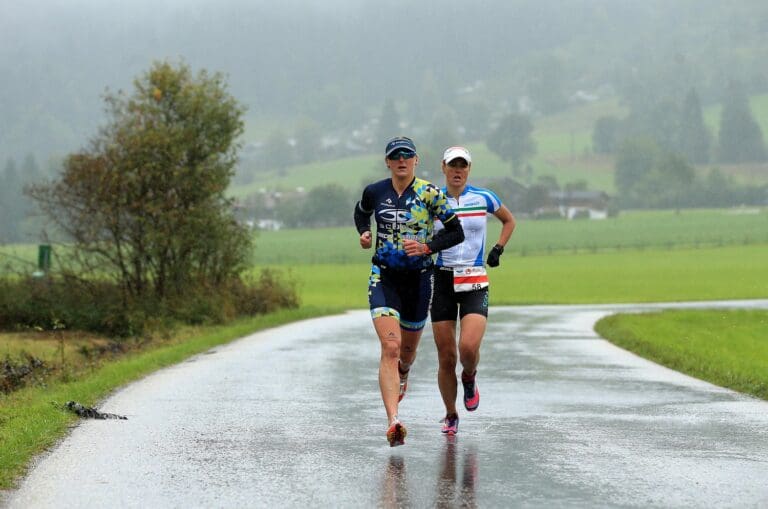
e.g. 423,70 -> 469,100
596,309 -> 768,400
251,208 -> 768,309
244,208 -> 768,266
281,244 -> 768,310
6,208 -> 767,275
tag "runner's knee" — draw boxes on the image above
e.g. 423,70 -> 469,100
459,347 -> 478,366
381,337 -> 400,359
438,349 -> 458,369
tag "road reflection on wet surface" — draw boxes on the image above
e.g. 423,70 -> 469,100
378,440 -> 478,509
7,301 -> 768,508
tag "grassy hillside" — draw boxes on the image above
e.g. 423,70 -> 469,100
230,93 -> 768,199
229,98 -> 628,197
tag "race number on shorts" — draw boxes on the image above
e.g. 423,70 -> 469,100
453,267 -> 489,292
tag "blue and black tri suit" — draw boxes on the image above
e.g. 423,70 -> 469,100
354,177 -> 464,331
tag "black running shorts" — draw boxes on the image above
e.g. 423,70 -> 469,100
368,264 -> 434,331
430,267 -> 489,322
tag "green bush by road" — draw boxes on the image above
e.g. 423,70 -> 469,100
595,309 -> 768,400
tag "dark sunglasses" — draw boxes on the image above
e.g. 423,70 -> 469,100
387,150 -> 417,160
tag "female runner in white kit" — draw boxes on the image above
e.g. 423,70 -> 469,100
430,146 -> 516,435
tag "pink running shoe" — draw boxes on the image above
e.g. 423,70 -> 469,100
387,419 -> 407,447
462,371 -> 480,411
441,413 -> 459,435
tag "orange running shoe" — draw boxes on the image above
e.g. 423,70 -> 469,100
387,419 -> 407,447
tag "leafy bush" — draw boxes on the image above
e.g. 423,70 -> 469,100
0,269 -> 299,337
0,353 -> 49,394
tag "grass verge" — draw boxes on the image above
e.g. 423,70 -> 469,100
595,309 -> 768,400
0,305 -> 342,490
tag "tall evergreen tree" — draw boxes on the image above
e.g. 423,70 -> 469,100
718,81 -> 767,163
676,88 -> 711,164
486,113 -> 536,176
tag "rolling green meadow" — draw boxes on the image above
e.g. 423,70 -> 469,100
248,208 -> 768,266
231,93 -> 768,198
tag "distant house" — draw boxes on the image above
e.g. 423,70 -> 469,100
256,219 -> 283,231
548,190 -> 610,219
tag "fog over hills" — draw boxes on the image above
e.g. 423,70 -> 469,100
1,0 -> 767,162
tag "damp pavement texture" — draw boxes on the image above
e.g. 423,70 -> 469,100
6,300 -> 768,508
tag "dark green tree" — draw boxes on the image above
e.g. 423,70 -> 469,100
592,116 -> 622,154
717,81 -> 767,163
487,113 -> 536,176
27,61 -> 250,301
624,99 -> 679,152
636,152 -> 696,209
300,184 -> 352,227
614,137 -> 661,205
676,88 -> 711,164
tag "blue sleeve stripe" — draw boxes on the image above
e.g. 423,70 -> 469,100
473,187 -> 501,212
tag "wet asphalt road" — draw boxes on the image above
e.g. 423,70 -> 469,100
7,300 -> 768,508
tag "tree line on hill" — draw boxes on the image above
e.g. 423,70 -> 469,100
593,82 -> 766,165
594,81 -> 768,210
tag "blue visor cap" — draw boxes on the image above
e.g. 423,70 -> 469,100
385,137 -> 417,157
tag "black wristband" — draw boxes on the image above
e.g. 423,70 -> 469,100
493,244 -> 504,254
